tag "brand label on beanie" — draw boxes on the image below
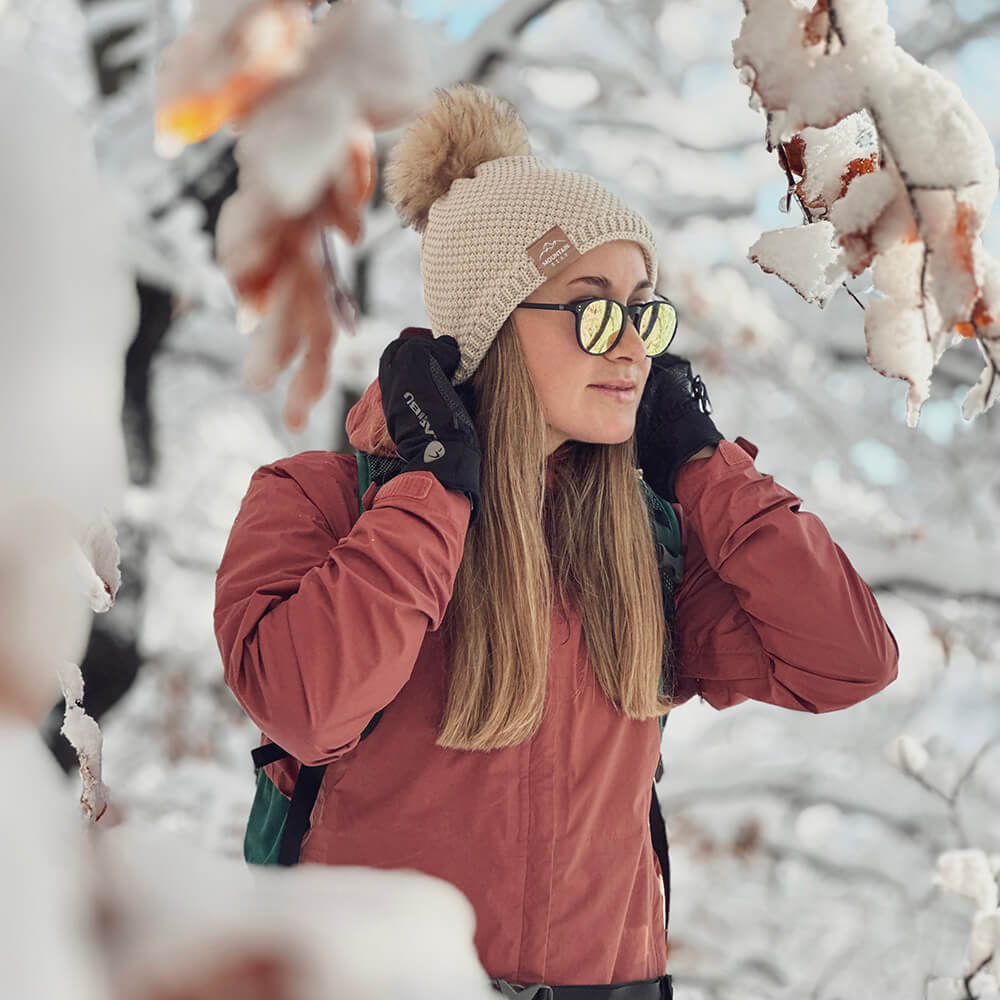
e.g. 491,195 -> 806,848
527,226 -> 582,278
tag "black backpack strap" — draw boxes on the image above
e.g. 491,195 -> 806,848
649,782 -> 671,933
252,713 -> 386,866
278,763 -> 326,865
252,741 -> 290,769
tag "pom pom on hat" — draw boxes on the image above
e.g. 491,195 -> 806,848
384,83 -> 532,233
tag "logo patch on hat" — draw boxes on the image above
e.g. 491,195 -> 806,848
527,226 -> 582,278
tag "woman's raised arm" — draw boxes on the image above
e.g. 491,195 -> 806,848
671,438 -> 899,713
214,456 -> 470,765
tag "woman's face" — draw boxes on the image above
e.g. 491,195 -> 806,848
514,240 -> 653,455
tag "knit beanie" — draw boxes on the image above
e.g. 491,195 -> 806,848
383,84 -> 659,385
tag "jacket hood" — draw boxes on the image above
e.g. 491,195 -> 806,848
345,377 -> 395,456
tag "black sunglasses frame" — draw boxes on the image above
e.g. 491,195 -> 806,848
515,295 -> 678,357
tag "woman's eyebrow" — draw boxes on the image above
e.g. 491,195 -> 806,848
567,276 -> 653,294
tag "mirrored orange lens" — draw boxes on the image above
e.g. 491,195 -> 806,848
580,299 -> 624,353
638,301 -> 677,355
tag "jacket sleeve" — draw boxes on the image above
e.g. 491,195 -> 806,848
670,439 -> 898,713
214,460 -> 471,765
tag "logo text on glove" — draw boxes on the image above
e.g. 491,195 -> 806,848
403,391 -> 435,438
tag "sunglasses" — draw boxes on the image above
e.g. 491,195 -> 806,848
515,296 -> 678,357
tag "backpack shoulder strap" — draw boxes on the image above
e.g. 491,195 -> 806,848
639,477 -> 684,590
278,764 -> 326,865
640,478 -> 678,931
356,447 -> 374,511
252,709 -> 385,865
246,453 -> 390,866
649,783 -> 671,933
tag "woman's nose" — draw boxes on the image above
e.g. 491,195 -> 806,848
610,315 -> 645,360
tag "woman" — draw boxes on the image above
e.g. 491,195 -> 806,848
214,85 -> 898,998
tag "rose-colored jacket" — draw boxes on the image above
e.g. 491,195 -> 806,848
214,378 -> 898,986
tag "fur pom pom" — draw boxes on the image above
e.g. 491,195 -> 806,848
384,83 -> 532,233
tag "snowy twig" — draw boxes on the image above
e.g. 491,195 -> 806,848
58,662 -> 110,822
897,735 -> 1000,998
776,135 -> 865,311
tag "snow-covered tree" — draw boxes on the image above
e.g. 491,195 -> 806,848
4,1 -> 998,997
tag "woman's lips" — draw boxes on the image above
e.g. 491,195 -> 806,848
589,385 -> 637,402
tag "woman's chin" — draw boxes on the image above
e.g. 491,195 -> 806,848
566,424 -> 636,446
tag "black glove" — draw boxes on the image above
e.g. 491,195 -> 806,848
634,352 -> 723,503
378,329 -> 482,522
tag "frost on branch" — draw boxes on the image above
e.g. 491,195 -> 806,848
734,0 -> 1000,426
155,0 -> 431,431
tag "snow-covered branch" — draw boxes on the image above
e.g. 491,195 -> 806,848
927,849 -> 1000,1000
887,734 -> 1000,999
735,0 -> 1000,427
0,61 -> 135,726
155,0 -> 431,430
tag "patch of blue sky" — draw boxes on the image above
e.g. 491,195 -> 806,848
755,179 -> 797,232
681,61 -> 729,100
917,399 -> 957,446
953,0 -> 999,20
881,0 -> 928,33
982,210 -> 1000,259
849,439 -> 909,486
404,0 -> 507,41
881,0 -> 997,32
949,38 -> 1000,255
953,38 -> 1000,116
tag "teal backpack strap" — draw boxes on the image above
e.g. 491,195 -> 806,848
638,477 -> 684,592
638,474 -> 683,709
356,448 -> 374,511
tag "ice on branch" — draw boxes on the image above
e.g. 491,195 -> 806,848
156,0 -> 432,431
734,0 -> 1000,425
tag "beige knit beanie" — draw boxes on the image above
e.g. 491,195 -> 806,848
384,83 -> 659,385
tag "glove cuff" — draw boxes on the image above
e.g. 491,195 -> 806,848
404,444 -> 482,524
660,427 -> 723,502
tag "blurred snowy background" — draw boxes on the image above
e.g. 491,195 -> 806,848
2,0 -> 999,998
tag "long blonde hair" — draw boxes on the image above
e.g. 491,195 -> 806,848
436,317 -> 675,751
